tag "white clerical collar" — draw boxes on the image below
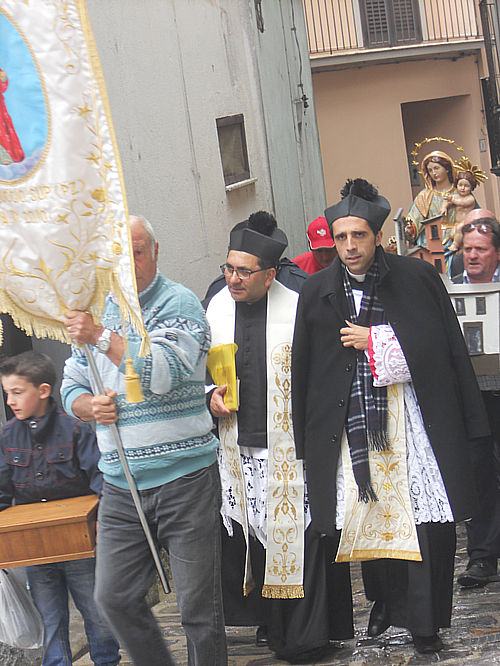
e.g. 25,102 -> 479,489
346,267 -> 366,283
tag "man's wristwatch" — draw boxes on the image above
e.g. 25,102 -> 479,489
96,328 -> 112,354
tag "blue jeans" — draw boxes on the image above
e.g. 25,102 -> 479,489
94,463 -> 227,666
27,557 -> 120,666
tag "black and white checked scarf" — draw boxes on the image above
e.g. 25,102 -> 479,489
342,259 -> 389,502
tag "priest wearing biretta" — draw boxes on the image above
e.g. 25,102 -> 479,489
205,211 -> 354,663
292,178 -> 488,655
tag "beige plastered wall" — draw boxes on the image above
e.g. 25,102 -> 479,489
84,0 -> 324,299
312,54 -> 500,239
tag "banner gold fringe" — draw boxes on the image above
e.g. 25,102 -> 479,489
0,266 -> 150,357
262,584 -> 304,599
76,0 -> 149,357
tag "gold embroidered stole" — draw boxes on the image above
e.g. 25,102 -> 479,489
206,281 -> 305,598
336,384 -> 422,563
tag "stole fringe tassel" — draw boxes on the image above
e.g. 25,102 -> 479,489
358,481 -> 379,504
368,430 -> 390,452
262,584 -> 304,600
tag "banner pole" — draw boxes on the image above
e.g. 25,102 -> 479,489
84,345 -> 171,594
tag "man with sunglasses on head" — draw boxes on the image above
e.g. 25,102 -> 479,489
452,209 -> 500,588
456,211 -> 500,284
204,212 -> 353,663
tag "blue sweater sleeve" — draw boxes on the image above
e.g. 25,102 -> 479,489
61,350 -> 93,417
125,288 -> 211,395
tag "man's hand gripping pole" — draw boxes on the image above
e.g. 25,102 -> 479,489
84,345 -> 171,594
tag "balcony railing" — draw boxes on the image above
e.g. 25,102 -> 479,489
303,0 -> 481,55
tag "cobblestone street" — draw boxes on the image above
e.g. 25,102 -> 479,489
70,524 -> 500,665
0,526 -> 496,665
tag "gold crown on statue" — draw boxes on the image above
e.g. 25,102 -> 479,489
453,156 -> 487,186
410,136 -> 465,174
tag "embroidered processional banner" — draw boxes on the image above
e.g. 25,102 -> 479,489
0,1 -> 147,350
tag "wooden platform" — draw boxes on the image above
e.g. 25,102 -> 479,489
0,494 -> 98,568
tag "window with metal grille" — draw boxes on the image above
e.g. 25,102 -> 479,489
360,0 -> 422,47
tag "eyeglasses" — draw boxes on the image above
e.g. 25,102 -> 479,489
220,263 -> 267,280
463,222 -> 493,234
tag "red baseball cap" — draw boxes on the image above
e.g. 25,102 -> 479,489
307,216 -> 334,250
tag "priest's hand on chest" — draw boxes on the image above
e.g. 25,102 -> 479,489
340,321 -> 370,350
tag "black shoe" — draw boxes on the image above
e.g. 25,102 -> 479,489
367,600 -> 390,637
411,633 -> 444,654
457,558 -> 498,588
255,625 -> 268,647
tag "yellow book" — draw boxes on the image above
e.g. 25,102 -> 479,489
207,343 -> 239,410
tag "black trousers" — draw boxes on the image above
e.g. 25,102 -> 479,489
221,521 -> 354,660
466,391 -> 500,563
362,522 -> 456,636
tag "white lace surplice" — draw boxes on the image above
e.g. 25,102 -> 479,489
219,447 -> 269,546
336,324 -> 453,529
220,446 -> 311,549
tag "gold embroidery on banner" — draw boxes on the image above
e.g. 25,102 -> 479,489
0,266 -> 112,344
0,2 -> 148,353
0,82 -> 147,350
50,0 -> 82,74
76,0 -> 147,354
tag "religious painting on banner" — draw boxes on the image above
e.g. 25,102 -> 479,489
0,0 -> 148,352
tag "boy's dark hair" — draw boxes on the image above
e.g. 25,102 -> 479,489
0,351 -> 56,389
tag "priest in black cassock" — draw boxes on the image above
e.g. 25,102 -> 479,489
292,179 -> 488,655
204,211 -> 353,663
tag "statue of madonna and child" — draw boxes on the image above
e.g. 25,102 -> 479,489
405,149 -> 487,274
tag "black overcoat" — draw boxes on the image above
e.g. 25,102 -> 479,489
291,248 -> 488,535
